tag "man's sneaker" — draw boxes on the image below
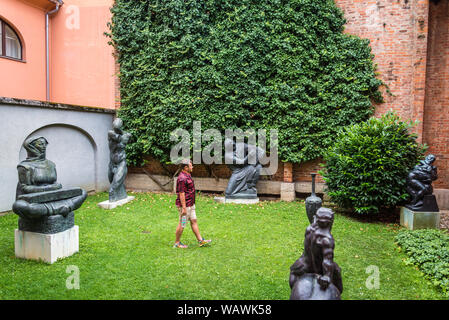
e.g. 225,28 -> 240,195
198,238 -> 211,247
173,242 -> 188,248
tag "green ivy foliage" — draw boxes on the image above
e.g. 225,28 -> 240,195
320,112 -> 426,215
108,0 -> 383,166
395,229 -> 449,297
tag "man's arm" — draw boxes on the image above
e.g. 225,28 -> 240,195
177,176 -> 188,215
179,192 -> 187,215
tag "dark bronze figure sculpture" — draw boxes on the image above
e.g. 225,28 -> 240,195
224,138 -> 264,199
405,154 -> 439,212
108,118 -> 131,202
289,207 -> 343,300
12,136 -> 87,234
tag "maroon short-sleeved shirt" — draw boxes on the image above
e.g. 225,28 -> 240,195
176,171 -> 195,207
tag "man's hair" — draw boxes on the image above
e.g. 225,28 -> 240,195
179,159 -> 191,170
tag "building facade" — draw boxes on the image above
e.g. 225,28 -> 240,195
0,0 -> 118,107
0,0 -> 116,212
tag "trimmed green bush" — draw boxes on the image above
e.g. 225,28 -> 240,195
107,0 -> 383,166
395,229 -> 449,297
320,112 -> 426,215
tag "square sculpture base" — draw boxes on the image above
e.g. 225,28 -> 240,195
98,196 -> 135,210
400,207 -> 440,230
15,226 -> 79,264
281,182 -> 296,202
214,196 -> 259,204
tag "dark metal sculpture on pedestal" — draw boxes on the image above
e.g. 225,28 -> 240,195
12,136 -> 87,234
405,154 -> 439,212
224,138 -> 264,199
305,173 -> 322,224
108,118 -> 132,202
289,207 -> 343,300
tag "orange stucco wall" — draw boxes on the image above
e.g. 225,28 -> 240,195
50,0 -> 116,109
0,0 -> 116,109
0,0 -> 47,101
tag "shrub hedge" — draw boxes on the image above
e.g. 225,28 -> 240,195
320,112 -> 426,215
107,0 -> 383,166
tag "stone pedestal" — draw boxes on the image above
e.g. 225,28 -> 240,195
281,182 -> 296,202
15,226 -> 79,264
98,196 -> 135,209
400,207 -> 440,230
214,196 -> 259,204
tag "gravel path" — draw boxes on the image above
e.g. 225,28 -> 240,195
440,210 -> 449,231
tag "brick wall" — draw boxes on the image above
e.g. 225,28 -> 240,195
335,0 -> 447,188
335,0 -> 429,136
130,156 -> 285,181
293,159 -> 324,183
423,1 -> 449,188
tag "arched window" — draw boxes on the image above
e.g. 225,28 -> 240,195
0,19 -> 22,60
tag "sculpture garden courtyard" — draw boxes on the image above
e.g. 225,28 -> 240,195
0,192 -> 445,300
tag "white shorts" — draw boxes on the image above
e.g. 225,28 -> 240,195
178,204 -> 197,221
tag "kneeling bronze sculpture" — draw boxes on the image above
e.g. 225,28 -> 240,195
224,137 -> 264,200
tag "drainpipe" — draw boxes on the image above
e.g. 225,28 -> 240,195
46,0 -> 63,101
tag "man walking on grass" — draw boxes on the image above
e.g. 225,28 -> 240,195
174,159 -> 211,248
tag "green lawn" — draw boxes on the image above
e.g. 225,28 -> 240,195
0,192 -> 445,300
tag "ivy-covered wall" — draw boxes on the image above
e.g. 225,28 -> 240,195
108,0 -> 382,167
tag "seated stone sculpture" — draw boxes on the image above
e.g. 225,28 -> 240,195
405,154 -> 439,212
12,136 -> 87,233
289,207 -> 343,300
224,138 -> 264,199
108,118 -> 131,202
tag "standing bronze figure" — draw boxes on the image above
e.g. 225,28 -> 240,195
108,118 -> 132,202
405,154 -> 439,212
289,207 -> 343,300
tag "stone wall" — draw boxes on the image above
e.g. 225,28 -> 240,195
0,97 -> 115,212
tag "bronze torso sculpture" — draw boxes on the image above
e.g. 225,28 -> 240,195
108,118 -> 131,202
289,207 -> 343,300
224,138 -> 264,199
12,137 -> 87,234
405,154 -> 439,212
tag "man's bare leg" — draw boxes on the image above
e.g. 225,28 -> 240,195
175,218 -> 185,243
190,219 -> 203,241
